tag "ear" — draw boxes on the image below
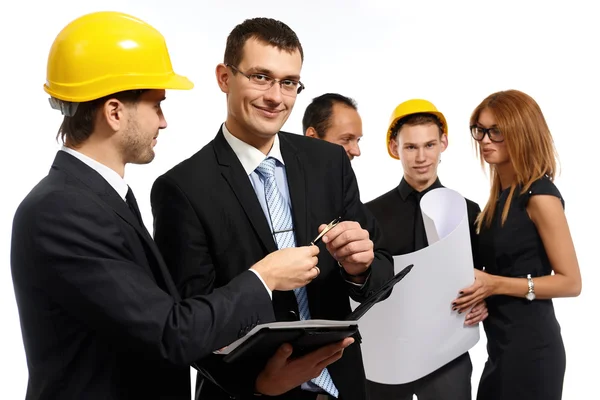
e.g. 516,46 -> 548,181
440,133 -> 449,153
216,63 -> 231,94
305,126 -> 318,138
389,137 -> 400,159
101,98 -> 126,132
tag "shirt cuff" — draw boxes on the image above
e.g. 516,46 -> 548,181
345,279 -> 366,287
339,262 -> 372,288
249,269 -> 273,299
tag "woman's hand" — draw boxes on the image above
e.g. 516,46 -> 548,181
464,300 -> 489,325
453,269 -> 497,313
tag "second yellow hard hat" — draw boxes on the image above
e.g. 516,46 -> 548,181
386,99 -> 448,160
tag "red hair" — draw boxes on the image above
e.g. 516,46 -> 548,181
471,90 -> 560,231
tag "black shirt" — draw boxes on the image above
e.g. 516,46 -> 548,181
366,177 -> 483,269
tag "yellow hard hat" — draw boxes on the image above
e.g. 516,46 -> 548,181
386,99 -> 448,160
44,11 -> 193,104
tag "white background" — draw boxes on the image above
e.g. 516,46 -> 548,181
1,0 -> 597,398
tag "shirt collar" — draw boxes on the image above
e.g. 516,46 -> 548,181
221,122 -> 285,175
397,176 -> 443,201
60,146 -> 129,200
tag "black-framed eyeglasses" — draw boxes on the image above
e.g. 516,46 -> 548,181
226,64 -> 305,96
470,125 -> 504,143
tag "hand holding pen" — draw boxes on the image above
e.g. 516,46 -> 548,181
312,216 -> 374,279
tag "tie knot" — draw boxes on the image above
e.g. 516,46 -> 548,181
256,157 -> 277,179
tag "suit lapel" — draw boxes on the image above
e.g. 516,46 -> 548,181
279,134 -> 309,247
101,189 -> 149,239
53,151 -> 181,300
213,130 -> 278,254
101,191 -> 180,298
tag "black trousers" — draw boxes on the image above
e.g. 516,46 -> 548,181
366,352 -> 472,400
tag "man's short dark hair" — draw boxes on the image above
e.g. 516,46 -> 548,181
390,113 -> 444,140
224,17 -> 304,68
56,89 -> 147,147
302,93 -> 358,138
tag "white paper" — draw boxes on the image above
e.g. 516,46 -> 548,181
214,319 -> 358,355
350,187 -> 479,384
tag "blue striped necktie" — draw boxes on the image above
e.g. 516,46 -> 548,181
255,157 -> 339,398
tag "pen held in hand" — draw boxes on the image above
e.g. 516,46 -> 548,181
310,216 -> 342,245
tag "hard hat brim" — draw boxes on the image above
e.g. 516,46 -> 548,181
163,73 -> 195,91
44,72 -> 194,103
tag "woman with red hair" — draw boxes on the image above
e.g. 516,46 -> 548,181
452,89 -> 582,400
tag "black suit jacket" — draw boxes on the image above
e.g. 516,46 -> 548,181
151,129 -> 395,400
10,151 -> 274,400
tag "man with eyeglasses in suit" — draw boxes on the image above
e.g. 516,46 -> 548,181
150,17 -> 394,400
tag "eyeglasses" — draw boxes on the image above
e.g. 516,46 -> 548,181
226,64 -> 305,96
470,125 -> 504,143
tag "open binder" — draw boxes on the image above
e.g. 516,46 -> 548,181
217,264 -> 414,364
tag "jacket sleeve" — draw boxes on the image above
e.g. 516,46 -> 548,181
14,189 -> 274,368
151,174 -> 270,397
338,146 -> 395,302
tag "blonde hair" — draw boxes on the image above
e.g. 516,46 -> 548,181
471,90 -> 560,231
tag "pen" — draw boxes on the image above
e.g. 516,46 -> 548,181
310,216 -> 342,245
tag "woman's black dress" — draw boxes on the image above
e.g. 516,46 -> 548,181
476,176 -> 566,400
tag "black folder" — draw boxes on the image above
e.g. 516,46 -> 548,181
220,264 -> 413,364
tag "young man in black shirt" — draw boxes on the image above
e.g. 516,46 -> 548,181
365,99 -> 488,400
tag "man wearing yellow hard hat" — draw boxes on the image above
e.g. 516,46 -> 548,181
10,11 -> 311,399
364,99 -> 486,400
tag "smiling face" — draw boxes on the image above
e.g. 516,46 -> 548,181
216,38 -> 303,151
389,122 -> 447,191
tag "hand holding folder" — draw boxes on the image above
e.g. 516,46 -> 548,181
255,335 -> 355,396
215,264 -> 414,365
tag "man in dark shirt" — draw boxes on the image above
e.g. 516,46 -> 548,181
364,99 -> 488,400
